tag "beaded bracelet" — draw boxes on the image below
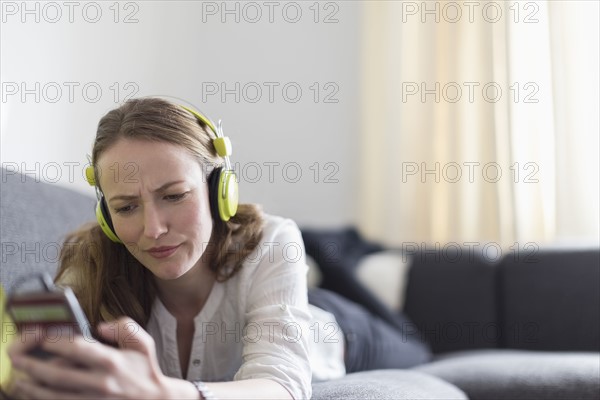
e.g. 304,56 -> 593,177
192,381 -> 216,400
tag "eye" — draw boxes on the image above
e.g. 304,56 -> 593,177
114,204 -> 136,215
164,192 -> 188,202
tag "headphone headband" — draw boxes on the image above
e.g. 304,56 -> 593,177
180,105 -> 216,133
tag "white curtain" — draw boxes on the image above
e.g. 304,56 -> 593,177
359,0 -> 599,249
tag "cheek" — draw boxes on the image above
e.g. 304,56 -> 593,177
178,200 -> 214,244
113,218 -> 144,257
113,216 -> 140,243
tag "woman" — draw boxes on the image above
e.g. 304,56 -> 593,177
8,97 -> 327,399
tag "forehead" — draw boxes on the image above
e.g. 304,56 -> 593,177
96,138 -> 202,188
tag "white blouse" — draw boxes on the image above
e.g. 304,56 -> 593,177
145,214 -> 345,400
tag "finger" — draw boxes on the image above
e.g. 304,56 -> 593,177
99,317 -> 152,355
98,317 -> 162,372
47,355 -> 81,368
96,320 -> 120,346
11,352 -> 116,394
7,326 -> 45,359
38,334 -> 120,371
14,377 -> 98,400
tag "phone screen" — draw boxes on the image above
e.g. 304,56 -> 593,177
10,303 -> 72,323
6,289 -> 93,359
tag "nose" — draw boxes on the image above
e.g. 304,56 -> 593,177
142,204 -> 168,240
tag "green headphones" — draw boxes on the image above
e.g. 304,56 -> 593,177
85,105 -> 239,244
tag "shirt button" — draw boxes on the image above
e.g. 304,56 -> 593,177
280,304 -> 287,311
192,359 -> 201,367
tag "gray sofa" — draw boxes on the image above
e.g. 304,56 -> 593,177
1,168 -> 599,400
301,227 -> 600,400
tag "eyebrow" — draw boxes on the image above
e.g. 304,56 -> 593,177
108,181 -> 186,203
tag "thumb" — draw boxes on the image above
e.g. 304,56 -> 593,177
97,317 -> 154,355
98,317 -> 163,373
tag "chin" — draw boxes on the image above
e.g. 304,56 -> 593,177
152,262 -> 192,281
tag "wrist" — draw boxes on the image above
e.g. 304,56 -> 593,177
191,381 -> 216,400
161,376 -> 201,400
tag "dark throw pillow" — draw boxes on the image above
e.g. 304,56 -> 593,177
301,227 -> 432,368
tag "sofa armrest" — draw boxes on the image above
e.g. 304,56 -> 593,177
0,168 -> 95,291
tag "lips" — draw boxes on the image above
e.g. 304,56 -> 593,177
146,245 -> 180,259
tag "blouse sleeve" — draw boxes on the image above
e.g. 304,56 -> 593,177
233,217 -> 313,400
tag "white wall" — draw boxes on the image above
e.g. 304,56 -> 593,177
1,1 -> 362,228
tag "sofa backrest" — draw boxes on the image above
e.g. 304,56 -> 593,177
403,246 -> 600,354
499,249 -> 600,351
403,249 -> 499,354
0,168 -> 95,291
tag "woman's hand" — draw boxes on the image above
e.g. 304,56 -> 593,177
7,317 -> 198,400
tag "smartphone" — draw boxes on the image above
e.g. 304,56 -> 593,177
5,274 -> 97,359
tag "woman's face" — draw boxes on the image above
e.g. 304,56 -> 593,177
97,138 -> 214,281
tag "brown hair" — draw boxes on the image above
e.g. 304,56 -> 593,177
55,97 -> 264,328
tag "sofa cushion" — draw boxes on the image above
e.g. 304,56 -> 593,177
414,349 -> 600,400
308,287 -> 431,372
354,250 -> 412,311
0,168 -> 95,291
301,227 -> 432,366
403,249 -> 499,353
499,249 -> 600,351
312,369 -> 468,400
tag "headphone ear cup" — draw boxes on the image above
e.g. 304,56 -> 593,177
208,168 -> 224,222
96,196 -> 122,243
208,168 -> 239,222
219,170 -> 238,221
